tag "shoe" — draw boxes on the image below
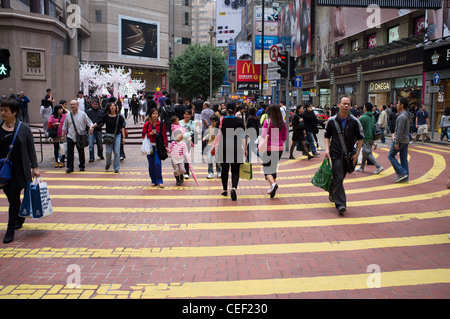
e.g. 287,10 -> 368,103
270,183 -> 278,198
230,188 -> 237,201
217,173 -> 221,178
184,174 -> 189,179
221,191 -> 227,196
120,157 -> 124,161
89,159 -> 94,163
99,156 -> 105,160
337,206 -> 346,216
55,163 -> 59,168
14,217 -> 25,230
374,166 -> 384,174
289,155 -> 295,159
3,229 -> 14,244
394,174 -> 408,183
114,169 -> 119,173
307,154 -> 314,160
176,176 -> 182,186
266,187 -> 272,194
59,162 -> 65,168
105,165 -> 110,171
355,167 -> 364,172
329,193 -> 334,203
80,168 -> 85,172
207,173 -> 215,179
66,168 -> 73,174
157,184 -> 164,188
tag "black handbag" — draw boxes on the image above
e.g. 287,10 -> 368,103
333,118 -> 356,174
153,123 -> 168,161
0,122 -> 21,188
70,112 -> 89,149
373,123 -> 382,141
103,115 -> 120,145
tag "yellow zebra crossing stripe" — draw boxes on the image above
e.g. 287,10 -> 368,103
1,268 -> 449,299
0,234 -> 447,259
2,210 -> 448,232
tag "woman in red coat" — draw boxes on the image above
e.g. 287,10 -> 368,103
142,108 -> 168,188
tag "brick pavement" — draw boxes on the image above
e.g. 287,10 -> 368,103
0,125 -> 449,301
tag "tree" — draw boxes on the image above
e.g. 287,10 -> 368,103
169,43 -> 226,100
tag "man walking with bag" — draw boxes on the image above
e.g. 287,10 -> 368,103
61,100 -> 93,173
355,102 -> 383,174
324,96 -> 364,215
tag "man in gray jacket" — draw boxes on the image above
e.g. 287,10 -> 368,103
388,97 -> 410,183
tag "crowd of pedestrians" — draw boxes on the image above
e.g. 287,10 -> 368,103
1,87 -> 449,243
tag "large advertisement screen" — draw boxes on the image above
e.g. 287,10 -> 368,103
317,0 -> 442,9
279,0 -> 312,58
119,15 -> 160,60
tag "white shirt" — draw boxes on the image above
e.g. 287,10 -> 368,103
77,97 -> 86,113
62,110 -> 93,142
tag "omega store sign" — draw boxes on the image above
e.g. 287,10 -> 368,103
367,80 -> 391,93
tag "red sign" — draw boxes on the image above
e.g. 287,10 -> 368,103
236,60 -> 260,83
161,73 -> 167,91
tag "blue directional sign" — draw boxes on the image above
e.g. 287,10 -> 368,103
294,76 -> 302,88
434,73 -> 440,84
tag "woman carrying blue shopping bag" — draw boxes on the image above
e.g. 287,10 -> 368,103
0,98 -> 40,243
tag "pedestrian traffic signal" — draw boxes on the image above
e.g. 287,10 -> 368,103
277,52 -> 288,78
0,48 -> 11,80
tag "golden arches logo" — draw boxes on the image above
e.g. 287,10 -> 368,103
241,62 -> 255,75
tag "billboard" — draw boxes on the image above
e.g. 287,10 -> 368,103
279,0 -> 312,58
119,15 -> 160,60
216,0 -> 245,47
317,0 -> 442,9
425,1 -> 450,41
330,7 -> 413,44
236,60 -> 261,91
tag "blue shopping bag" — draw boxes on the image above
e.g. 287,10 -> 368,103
19,181 -> 32,218
30,178 -> 43,219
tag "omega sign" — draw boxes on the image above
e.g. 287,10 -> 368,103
368,81 -> 391,92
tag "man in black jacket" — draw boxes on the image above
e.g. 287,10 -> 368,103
87,99 -> 104,162
324,96 -> 364,215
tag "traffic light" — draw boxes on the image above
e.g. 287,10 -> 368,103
289,56 -> 296,81
277,52 -> 287,78
0,48 -> 11,80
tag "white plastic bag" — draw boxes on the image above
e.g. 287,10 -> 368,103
60,142 -> 67,156
140,137 -> 153,155
31,178 -> 53,219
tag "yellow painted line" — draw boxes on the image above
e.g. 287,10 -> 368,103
2,210 -> 448,232
1,268 -> 449,299
414,145 -> 450,153
139,268 -> 450,298
0,234 -> 447,259
2,189 -> 448,214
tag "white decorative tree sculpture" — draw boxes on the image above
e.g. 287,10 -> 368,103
79,62 -> 100,95
101,66 -> 132,98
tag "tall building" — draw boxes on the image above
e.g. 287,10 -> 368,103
0,0 -> 189,121
192,0 -> 216,45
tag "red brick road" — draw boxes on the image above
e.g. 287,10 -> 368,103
0,133 -> 449,301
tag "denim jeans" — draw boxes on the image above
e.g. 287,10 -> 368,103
380,127 -> 386,143
105,134 -> 121,171
388,142 -> 409,180
147,146 -> 163,185
89,130 -> 103,161
306,132 -> 317,154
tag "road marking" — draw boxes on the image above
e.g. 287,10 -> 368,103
2,210 -> 448,232
0,268 -> 448,299
0,234 -> 447,259
4,189 -> 445,214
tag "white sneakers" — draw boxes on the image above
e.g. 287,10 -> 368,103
355,166 -> 384,174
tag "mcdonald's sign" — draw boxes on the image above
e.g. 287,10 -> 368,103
237,60 -> 260,83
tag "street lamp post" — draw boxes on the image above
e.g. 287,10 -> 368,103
209,24 -> 216,102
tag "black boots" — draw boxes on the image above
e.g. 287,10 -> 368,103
3,229 -> 14,244
175,174 -> 184,186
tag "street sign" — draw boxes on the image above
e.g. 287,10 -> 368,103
434,73 -> 440,84
294,76 -> 302,88
269,45 -> 279,62
267,67 -> 281,80
427,86 -> 440,93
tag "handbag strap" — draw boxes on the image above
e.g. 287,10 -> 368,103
113,114 -> 120,135
70,112 -> 79,134
5,122 -> 22,160
333,118 -> 348,155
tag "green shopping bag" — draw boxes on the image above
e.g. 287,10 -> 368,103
311,158 -> 332,192
239,162 -> 253,180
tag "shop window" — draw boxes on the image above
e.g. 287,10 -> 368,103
338,44 -> 344,57
388,25 -> 400,43
351,40 -> 359,52
367,33 -> 377,49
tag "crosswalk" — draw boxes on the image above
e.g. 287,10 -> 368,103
0,144 -> 449,299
